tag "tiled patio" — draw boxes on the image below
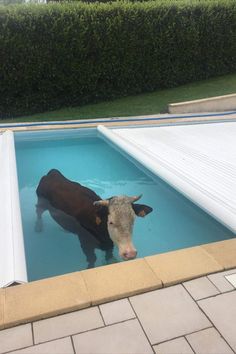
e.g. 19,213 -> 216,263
1,268 -> 236,354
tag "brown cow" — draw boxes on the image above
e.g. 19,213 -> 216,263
35,169 -> 153,268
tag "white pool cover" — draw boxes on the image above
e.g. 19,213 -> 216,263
0,131 -> 27,287
98,121 -> 236,233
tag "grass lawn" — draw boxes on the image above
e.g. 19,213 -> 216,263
3,73 -> 236,123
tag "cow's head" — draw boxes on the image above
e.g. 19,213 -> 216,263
94,195 -> 153,260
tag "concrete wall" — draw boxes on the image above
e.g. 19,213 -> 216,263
168,93 -> 236,114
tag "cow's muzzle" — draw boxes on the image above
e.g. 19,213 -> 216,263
121,249 -> 137,260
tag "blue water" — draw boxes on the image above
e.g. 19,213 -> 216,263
15,130 -> 234,282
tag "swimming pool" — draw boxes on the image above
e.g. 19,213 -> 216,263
14,128 -> 234,282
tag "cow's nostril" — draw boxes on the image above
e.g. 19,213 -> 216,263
123,250 -> 137,260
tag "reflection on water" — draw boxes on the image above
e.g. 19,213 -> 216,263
15,135 -> 235,282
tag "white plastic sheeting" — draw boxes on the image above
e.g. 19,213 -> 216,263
0,130 -> 27,287
98,122 -> 236,233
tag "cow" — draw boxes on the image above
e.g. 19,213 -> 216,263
35,169 -> 153,268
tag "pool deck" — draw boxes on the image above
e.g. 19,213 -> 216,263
0,112 -> 236,353
1,267 -> 236,354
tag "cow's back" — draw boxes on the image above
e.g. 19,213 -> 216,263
36,169 -> 111,245
36,169 -> 100,218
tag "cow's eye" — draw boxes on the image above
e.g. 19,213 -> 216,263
109,221 -> 113,225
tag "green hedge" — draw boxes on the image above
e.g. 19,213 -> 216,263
1,0 -> 236,118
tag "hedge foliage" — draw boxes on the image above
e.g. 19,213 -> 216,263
1,0 -> 236,118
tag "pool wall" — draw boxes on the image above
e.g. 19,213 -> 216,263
0,131 -> 27,287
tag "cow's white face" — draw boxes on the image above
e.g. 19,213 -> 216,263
107,196 -> 137,260
94,195 -> 141,260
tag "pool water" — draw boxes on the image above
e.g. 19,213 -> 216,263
15,130 -> 234,282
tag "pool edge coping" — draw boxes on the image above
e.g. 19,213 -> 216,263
1,238 -> 236,329
0,115 -> 235,330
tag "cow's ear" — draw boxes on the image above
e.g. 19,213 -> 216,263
132,203 -> 153,217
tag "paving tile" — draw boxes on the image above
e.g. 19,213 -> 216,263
100,299 -> 136,325
225,273 -> 236,288
99,299 -> 135,325
153,337 -> 194,354
186,327 -> 234,354
183,276 -> 219,300
198,291 -> 236,351
0,289 -> 4,330
82,259 -> 161,305
72,318 -> 153,354
33,307 -> 103,344
208,269 -> 236,293
145,246 -> 222,286
130,284 -> 210,345
8,337 -> 74,354
0,324 -> 33,354
4,271 -> 90,327
202,239 -> 236,270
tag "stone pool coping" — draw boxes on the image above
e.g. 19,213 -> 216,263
0,114 -> 235,330
0,239 -> 236,330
